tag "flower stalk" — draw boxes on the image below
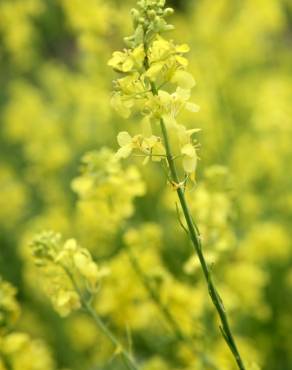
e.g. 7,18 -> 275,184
108,1 -> 247,368
62,256 -> 140,370
159,114 -> 246,370
30,232 -> 139,370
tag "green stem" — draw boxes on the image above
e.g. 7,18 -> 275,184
142,38 -> 245,368
159,116 -> 246,370
62,265 -> 139,370
83,301 -> 138,370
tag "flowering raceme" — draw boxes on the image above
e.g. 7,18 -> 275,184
108,0 -> 200,178
30,231 -> 102,317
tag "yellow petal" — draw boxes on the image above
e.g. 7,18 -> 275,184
122,57 -> 134,72
176,44 -> 190,53
171,70 -> 196,89
176,87 -> 191,100
64,239 -> 77,251
111,94 -> 132,118
146,63 -> 164,81
181,143 -> 196,157
183,156 -> 197,173
175,55 -> 188,67
186,102 -> 200,112
107,51 -> 124,68
116,145 -> 133,159
117,131 -> 132,147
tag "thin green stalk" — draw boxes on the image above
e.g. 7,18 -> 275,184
141,36 -> 245,368
158,115 -> 246,370
83,301 -> 138,370
63,265 -> 139,370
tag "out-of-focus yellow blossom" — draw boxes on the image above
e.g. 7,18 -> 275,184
72,148 -> 145,251
0,332 -> 56,370
0,279 -> 56,370
60,0 -> 112,54
0,0 -> 43,67
0,167 -> 27,229
239,223 -> 290,263
0,279 -> 20,333
214,338 -> 262,370
222,262 -> 269,318
65,314 -> 97,351
97,224 -> 164,330
30,231 -> 104,317
142,356 -> 169,370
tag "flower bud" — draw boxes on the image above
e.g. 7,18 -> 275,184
147,9 -> 156,19
130,8 -> 140,20
138,17 -> 145,25
164,8 -> 174,17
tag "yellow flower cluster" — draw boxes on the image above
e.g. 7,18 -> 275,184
0,279 -> 20,334
0,0 -> 43,67
0,333 -> 55,370
0,167 -> 27,230
30,231 -> 102,317
108,0 -> 200,175
0,279 -> 56,370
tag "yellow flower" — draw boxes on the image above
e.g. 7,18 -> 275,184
30,232 -> 103,316
73,249 -> 99,288
108,51 -> 134,73
116,131 -> 166,163
110,93 -> 133,118
54,290 -> 81,317
145,36 -> 191,83
108,44 -> 145,73
116,131 -> 138,159
158,88 -> 200,126
171,70 -> 196,90
2,333 -> 29,354
0,278 -> 21,333
181,143 -> 198,173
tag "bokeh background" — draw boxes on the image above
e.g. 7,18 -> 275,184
1,0 -> 292,369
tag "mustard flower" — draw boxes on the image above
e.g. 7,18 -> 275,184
0,278 -> 20,333
30,231 -> 104,317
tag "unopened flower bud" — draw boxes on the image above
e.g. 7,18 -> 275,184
131,8 -> 140,19
164,8 -> 174,17
138,17 -> 145,25
148,9 -> 156,19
